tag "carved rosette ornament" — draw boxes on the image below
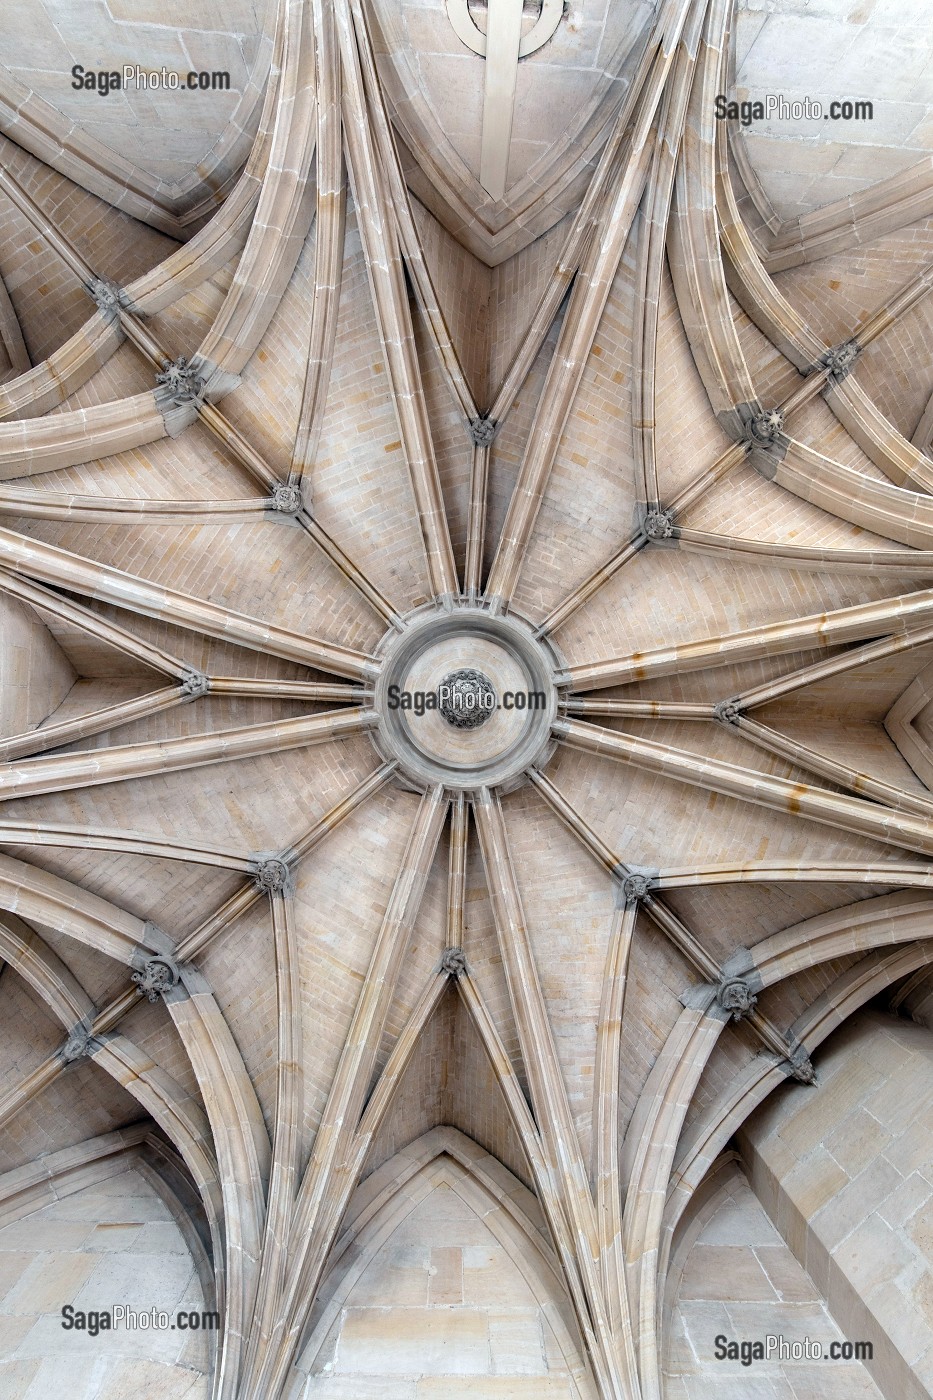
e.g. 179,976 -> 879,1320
714,699 -> 742,725
716,977 -> 758,1021
87,276 -> 125,314
643,509 -> 674,540
372,604 -> 558,790
155,357 -> 205,406
821,339 -> 860,381
132,955 -> 180,1003
180,670 -> 210,698
749,407 -> 785,443
468,416 -> 498,447
61,1026 -> 96,1063
621,872 -> 652,902
270,482 -> 302,514
437,668 -> 497,729
786,1044 -> 817,1084
254,857 -> 290,895
440,947 -> 467,977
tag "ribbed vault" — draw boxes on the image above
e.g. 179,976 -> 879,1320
0,0 -> 931,1397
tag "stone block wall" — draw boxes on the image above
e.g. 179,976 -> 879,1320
0,595 -> 74,738
0,1159 -> 210,1399
740,1010 -> 933,1400
666,1161 -> 882,1399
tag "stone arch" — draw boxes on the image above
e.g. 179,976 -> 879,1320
0,1125 -> 215,1397
738,1010 -> 933,1400
290,1126 -> 597,1398
663,1152 -> 883,1397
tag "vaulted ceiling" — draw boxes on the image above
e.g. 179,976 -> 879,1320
0,0 -> 931,1397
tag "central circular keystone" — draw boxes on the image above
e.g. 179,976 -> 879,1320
437,668 -> 496,729
371,604 -> 563,792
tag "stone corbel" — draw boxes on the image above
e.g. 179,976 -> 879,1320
783,1041 -> 817,1085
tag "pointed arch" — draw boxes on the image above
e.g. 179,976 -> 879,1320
295,1127 -> 597,1397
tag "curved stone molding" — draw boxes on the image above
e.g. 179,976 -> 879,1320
0,854 -> 154,964
884,661 -> 933,792
0,11 -> 276,237
762,157 -> 933,273
0,394 -> 166,481
366,0 -> 658,264
297,1130 -> 592,1387
0,313 -> 123,422
444,0 -> 563,60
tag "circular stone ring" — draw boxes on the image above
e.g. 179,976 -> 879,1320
371,604 -> 563,791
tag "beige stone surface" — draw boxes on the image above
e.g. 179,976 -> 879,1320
742,1012 -> 933,1400
0,1163 -> 209,1394
0,2 -> 931,1397
735,0 -> 933,221
668,1163 -> 882,1398
297,1170 -> 586,1397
